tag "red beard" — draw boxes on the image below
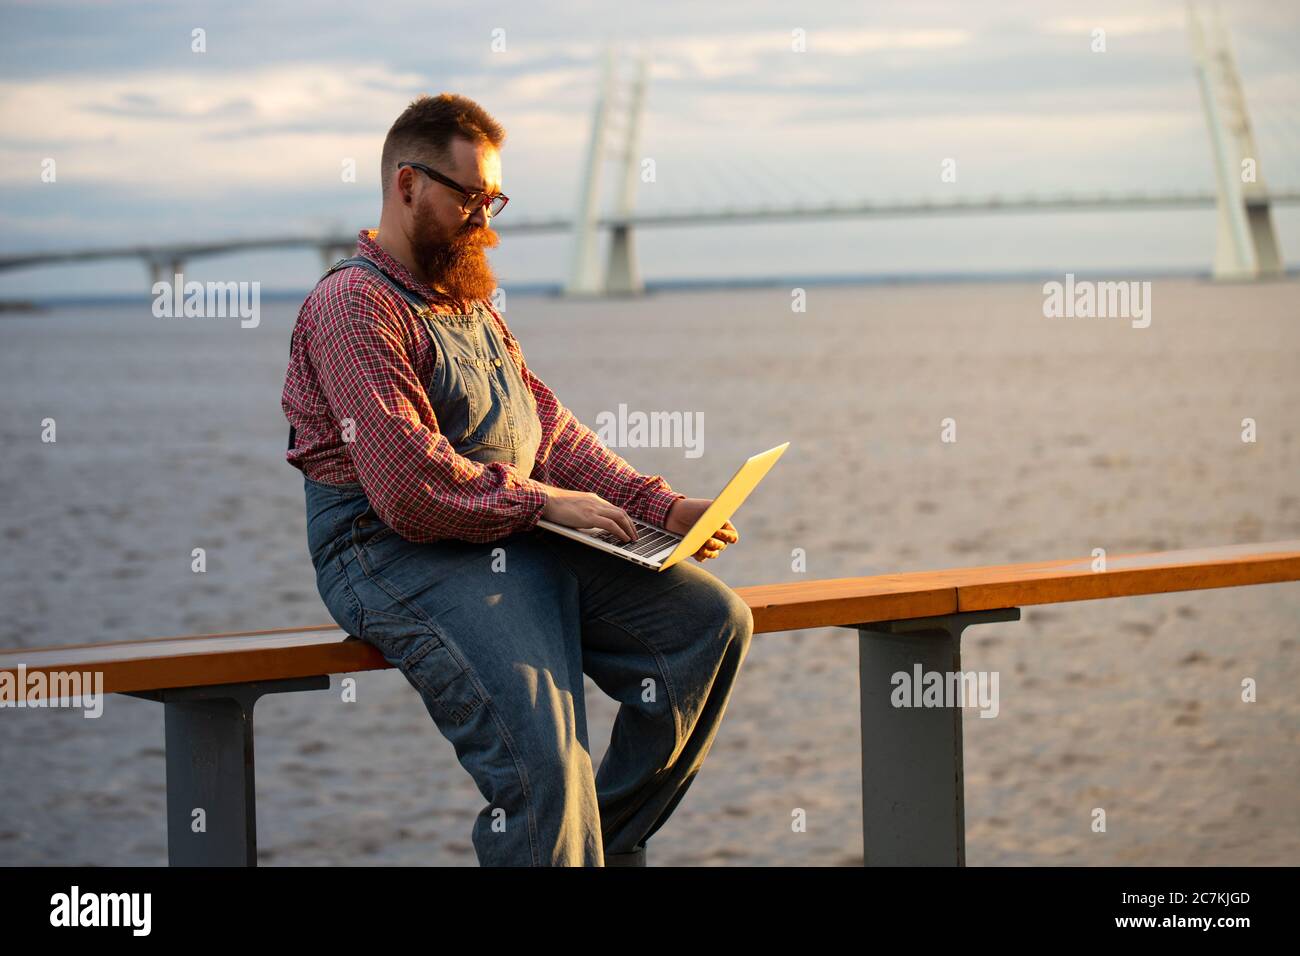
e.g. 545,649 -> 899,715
410,213 -> 500,304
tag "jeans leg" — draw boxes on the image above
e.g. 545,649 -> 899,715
322,527 -> 607,866
536,532 -> 756,856
603,844 -> 647,866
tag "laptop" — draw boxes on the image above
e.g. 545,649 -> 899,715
535,442 -> 790,571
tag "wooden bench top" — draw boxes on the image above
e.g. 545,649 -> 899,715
3,540 -> 1297,695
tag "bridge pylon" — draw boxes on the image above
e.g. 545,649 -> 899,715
565,46 -> 649,297
1188,3 -> 1283,280
146,258 -> 185,287
318,243 -> 355,272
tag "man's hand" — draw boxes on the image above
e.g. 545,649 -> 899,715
540,484 -> 638,543
665,497 -> 739,562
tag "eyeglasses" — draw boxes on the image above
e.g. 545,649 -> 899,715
397,161 -> 509,217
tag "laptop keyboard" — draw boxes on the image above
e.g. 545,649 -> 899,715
585,518 -> 681,559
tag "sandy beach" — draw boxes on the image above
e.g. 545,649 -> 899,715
1,276 -> 1297,865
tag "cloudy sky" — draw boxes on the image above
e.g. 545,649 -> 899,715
2,0 -> 1299,296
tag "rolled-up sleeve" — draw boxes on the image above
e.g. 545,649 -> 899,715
310,285 -> 549,543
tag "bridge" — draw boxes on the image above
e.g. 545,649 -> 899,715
0,5 -> 1292,294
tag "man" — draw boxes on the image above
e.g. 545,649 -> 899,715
281,93 -> 754,866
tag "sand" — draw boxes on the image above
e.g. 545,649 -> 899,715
1,276 -> 1297,865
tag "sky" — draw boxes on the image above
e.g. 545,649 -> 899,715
2,0 -> 1299,296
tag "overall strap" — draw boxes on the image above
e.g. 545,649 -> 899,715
288,255 -> 436,452
321,255 -> 433,314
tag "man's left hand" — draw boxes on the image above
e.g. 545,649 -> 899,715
664,497 -> 739,562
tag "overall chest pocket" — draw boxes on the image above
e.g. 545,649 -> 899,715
421,312 -> 516,454
454,353 -> 515,450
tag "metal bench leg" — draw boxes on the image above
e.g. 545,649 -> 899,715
125,677 -> 330,866
847,608 -> 1020,866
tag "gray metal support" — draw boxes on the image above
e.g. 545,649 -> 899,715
846,607 -> 1020,866
125,677 -> 330,866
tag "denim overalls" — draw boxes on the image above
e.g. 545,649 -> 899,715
298,256 -> 754,866
320,254 -> 541,477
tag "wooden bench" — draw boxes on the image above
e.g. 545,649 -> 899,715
4,539 -> 1298,866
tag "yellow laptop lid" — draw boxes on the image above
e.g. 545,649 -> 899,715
658,442 -> 790,571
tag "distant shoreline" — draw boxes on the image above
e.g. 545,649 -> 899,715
0,299 -> 48,313
5,266 -> 1296,308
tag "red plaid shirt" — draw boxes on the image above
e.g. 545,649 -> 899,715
281,228 -> 684,544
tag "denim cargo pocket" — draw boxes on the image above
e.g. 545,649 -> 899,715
361,608 -> 486,726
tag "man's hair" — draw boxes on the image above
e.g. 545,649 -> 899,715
380,93 -> 506,201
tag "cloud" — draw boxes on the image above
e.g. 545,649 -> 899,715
1042,14 -> 1186,37
644,29 -> 972,81
1,0 -> 1297,295
0,63 -> 429,190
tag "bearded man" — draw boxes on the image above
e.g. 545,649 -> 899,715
280,93 -> 753,867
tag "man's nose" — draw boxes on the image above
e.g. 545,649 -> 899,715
467,203 -> 489,228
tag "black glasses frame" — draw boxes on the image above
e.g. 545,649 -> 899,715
397,160 -> 509,217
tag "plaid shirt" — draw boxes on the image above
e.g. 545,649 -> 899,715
281,228 -> 684,544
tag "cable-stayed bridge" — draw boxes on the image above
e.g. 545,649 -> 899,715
1,5 -> 1294,293
2,190 -> 1295,275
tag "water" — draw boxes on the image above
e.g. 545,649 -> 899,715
1,277 -> 1298,864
